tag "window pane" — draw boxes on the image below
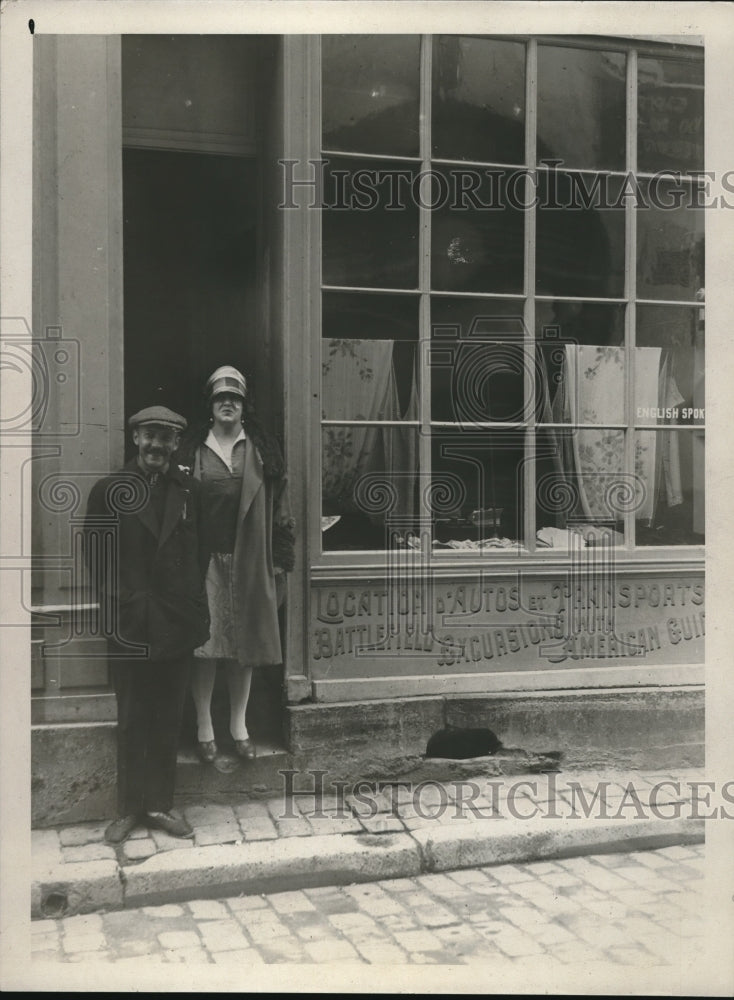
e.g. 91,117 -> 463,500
537,45 -> 626,171
322,158 -> 419,289
323,291 -> 418,341
636,179 -> 704,301
431,168 -> 524,293
536,172 -> 626,297
432,36 -> 526,165
322,426 -> 419,550
545,345 -> 627,426
536,301 -> 625,425
636,430 -> 704,544
431,430 -> 526,543
432,295 -> 526,340
535,429 -> 626,537
323,292 -> 419,419
638,56 -> 704,174
431,341 -> 526,425
322,35 -> 421,157
636,305 -> 704,426
431,297 -> 526,423
536,299 -> 625,346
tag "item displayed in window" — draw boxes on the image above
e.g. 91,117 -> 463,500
322,338 -> 418,549
550,345 -> 684,527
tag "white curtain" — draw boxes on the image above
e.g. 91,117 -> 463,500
322,339 -> 417,518
551,345 -> 683,526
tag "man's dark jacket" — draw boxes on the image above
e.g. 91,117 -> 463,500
84,459 -> 210,660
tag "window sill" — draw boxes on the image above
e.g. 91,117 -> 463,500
312,546 -> 704,581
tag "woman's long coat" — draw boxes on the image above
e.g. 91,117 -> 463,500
192,437 -> 294,667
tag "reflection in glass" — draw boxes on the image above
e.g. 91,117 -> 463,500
323,291 -> 418,342
431,168 -> 524,293
636,430 -> 704,544
536,172 -> 625,297
322,426 -> 419,551
537,45 -> 626,170
636,180 -> 704,301
432,296 -> 526,340
431,430 -> 526,542
432,36 -> 526,165
638,56 -> 704,174
322,35 -> 421,157
536,300 -> 625,348
322,158 -> 419,289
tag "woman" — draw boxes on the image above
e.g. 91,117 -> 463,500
179,365 -> 295,762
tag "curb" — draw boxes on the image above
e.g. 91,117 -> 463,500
32,816 -> 705,919
413,816 -> 704,872
122,831 -> 422,908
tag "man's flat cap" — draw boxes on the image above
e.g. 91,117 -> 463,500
128,406 -> 187,431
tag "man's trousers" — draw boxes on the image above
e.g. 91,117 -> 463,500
109,655 -> 192,817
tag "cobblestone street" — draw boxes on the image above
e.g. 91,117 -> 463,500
32,843 -> 705,968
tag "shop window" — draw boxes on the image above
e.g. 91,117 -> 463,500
319,35 -> 704,554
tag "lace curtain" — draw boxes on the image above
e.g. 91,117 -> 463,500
550,345 -> 683,526
322,339 -> 418,519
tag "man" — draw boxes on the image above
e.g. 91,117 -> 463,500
85,406 -> 210,844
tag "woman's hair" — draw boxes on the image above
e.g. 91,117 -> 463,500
177,384 -> 285,479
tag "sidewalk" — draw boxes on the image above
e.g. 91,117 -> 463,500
32,844 -> 707,974
32,766 -> 706,919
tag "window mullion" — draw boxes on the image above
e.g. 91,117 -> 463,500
312,35 -> 324,562
624,47 -> 638,551
523,38 -> 538,552
419,35 -> 432,548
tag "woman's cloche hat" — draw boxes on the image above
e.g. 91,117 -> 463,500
206,365 -> 247,403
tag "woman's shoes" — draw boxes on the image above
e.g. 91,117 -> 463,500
234,739 -> 256,760
197,740 -> 218,763
198,737 -> 255,761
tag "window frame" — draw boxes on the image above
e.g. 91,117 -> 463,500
313,33 -> 705,571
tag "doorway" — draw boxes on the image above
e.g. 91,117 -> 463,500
122,146 -> 286,753
122,148 -> 258,430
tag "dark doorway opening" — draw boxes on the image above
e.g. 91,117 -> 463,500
122,148 -> 258,429
122,146 -> 286,754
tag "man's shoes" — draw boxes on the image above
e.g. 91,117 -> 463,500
145,811 -> 194,839
197,740 -> 218,763
105,814 -> 139,844
234,738 -> 256,760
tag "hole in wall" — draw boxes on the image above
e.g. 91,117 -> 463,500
41,890 -> 68,918
425,726 -> 503,759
